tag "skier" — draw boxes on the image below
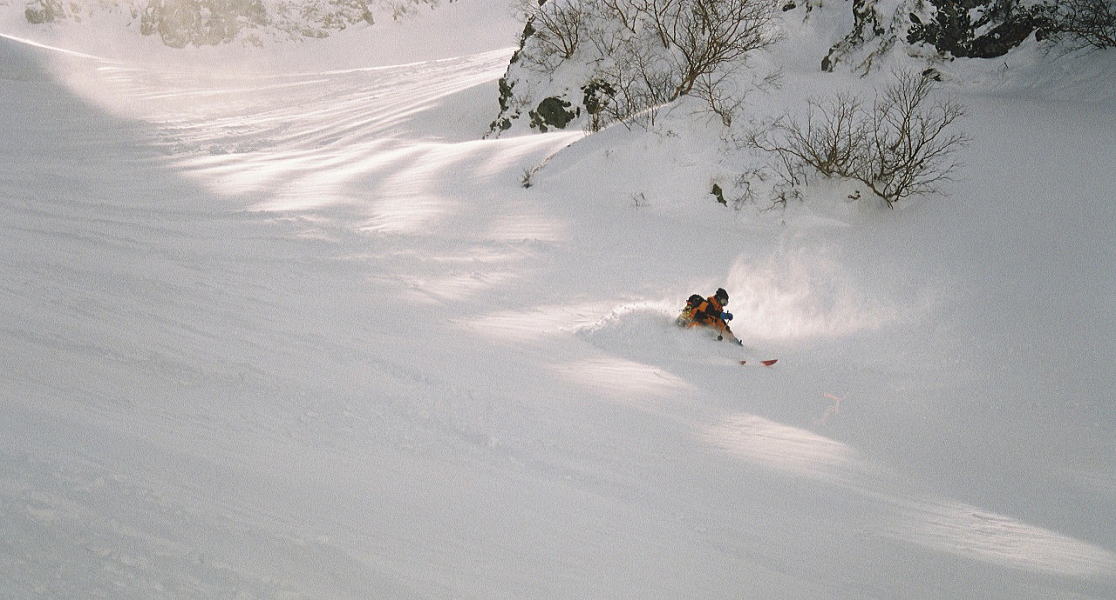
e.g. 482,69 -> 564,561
676,288 -> 742,345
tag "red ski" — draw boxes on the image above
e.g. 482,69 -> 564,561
740,359 -> 778,367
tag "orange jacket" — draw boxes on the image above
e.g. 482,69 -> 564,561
693,295 -> 730,333
677,292 -> 739,343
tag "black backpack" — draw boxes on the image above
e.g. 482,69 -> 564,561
676,293 -> 706,327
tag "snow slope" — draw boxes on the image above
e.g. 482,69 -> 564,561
2,1 -> 1115,598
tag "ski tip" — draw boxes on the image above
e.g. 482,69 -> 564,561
761,359 -> 778,366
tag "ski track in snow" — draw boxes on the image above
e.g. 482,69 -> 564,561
2,25 -> 1115,600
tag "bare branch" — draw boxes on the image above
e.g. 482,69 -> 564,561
751,70 -> 970,207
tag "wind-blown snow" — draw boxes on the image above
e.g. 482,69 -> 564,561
2,1 -> 1114,598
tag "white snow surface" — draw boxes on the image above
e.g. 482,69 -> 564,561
2,1 -> 1115,598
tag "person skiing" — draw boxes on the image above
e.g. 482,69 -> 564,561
676,287 -> 742,345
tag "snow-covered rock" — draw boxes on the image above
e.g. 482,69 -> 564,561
820,0 -> 1058,74
488,0 -> 1103,136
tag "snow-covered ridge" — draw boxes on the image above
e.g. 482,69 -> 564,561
13,0 -> 441,47
489,0 -> 1115,138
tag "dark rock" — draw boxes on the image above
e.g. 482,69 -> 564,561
489,118 -> 513,132
581,79 -> 615,116
712,184 -> 727,205
823,0 -> 1059,73
906,0 -> 1052,59
497,78 -> 514,113
529,96 -> 577,132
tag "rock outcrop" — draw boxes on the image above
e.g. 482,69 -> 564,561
822,0 -> 1057,73
489,0 -> 1086,135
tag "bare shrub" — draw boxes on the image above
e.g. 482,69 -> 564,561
692,72 -> 745,127
861,70 -> 969,205
643,0 -> 780,98
1049,0 -> 1116,48
752,70 -> 969,207
582,0 -> 780,128
517,0 -> 588,64
752,92 -> 867,183
591,32 -> 679,127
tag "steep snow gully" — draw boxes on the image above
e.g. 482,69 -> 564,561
2,20 -> 1115,600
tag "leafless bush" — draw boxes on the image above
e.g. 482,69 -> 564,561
517,0 -> 588,64
1050,0 -> 1116,48
861,70 -> 969,205
643,0 -> 780,98
752,70 -> 969,207
752,92 -> 867,182
595,0 -> 640,35
591,33 -> 678,127
693,73 -> 742,127
579,0 -> 780,128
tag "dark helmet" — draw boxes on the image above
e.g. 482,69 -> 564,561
715,288 -> 729,303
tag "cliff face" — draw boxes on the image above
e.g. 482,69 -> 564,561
905,0 -> 1051,58
821,0 -> 1055,73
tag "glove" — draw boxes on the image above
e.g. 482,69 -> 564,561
721,312 -> 733,321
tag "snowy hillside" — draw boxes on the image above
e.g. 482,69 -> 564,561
2,0 -> 1115,598
13,0 -> 438,47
